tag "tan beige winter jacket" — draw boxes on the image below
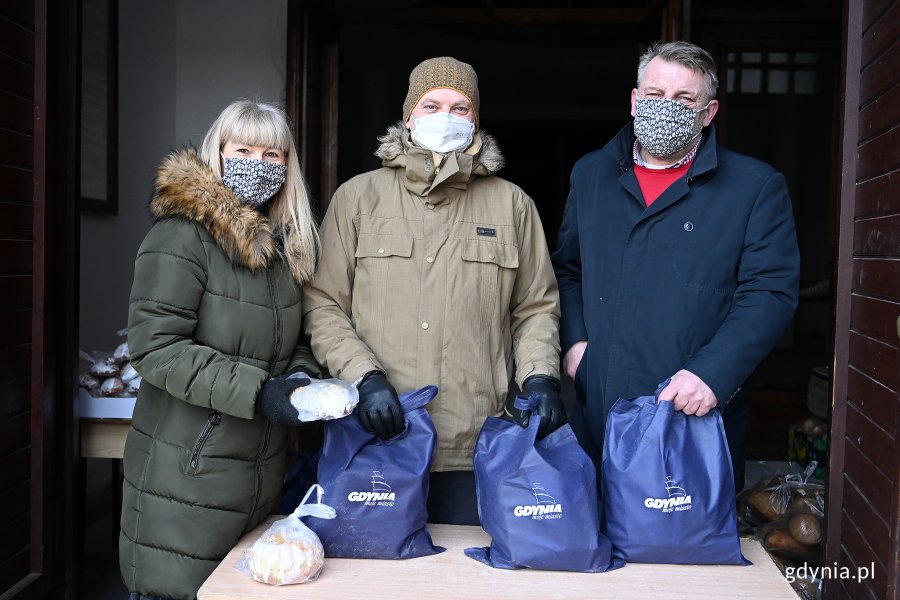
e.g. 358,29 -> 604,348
303,124 -> 560,470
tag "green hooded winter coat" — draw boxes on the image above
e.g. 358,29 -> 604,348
119,148 -> 320,599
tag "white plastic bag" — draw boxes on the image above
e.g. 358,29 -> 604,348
288,373 -> 359,421
235,484 -> 336,585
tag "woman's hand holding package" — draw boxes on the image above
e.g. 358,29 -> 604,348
257,373 -> 311,425
356,371 -> 404,439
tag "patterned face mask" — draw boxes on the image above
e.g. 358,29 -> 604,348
633,97 -> 712,159
221,155 -> 287,207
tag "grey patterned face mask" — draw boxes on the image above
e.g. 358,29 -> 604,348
221,156 -> 287,207
633,97 -> 711,159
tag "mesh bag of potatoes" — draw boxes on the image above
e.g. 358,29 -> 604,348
236,484 -> 335,585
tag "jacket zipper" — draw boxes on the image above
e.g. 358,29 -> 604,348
246,419 -> 272,530
247,268 -> 281,525
264,268 -> 283,373
187,410 -> 221,473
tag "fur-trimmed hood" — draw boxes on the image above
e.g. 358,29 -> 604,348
150,148 -> 276,271
375,122 -> 505,174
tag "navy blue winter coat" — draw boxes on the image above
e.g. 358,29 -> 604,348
552,124 -> 799,487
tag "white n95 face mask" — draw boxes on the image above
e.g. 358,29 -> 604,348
410,112 -> 475,153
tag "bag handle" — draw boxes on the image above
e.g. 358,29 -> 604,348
653,378 -> 672,403
292,483 -> 336,520
399,385 -> 438,413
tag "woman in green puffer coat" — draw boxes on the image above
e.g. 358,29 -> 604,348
120,100 -> 321,600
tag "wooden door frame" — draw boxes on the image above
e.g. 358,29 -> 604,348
5,0 -> 82,597
826,0 -> 859,581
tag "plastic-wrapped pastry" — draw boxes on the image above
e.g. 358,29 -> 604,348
120,362 -> 140,383
237,484 -> 334,586
114,342 -> 131,364
100,376 -> 125,397
79,373 -> 102,393
289,375 -> 359,422
125,376 -> 142,396
90,356 -> 120,378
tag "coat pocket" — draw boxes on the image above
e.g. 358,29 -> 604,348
460,238 -> 518,269
184,410 -> 222,476
352,233 -> 414,347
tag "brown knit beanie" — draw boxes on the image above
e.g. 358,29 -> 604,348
403,57 -> 480,127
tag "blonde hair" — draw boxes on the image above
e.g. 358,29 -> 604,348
199,99 -> 319,283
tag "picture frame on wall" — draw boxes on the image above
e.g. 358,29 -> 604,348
80,0 -> 117,215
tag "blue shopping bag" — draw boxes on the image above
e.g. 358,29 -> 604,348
601,380 -> 749,565
465,394 -> 623,572
305,385 -> 444,559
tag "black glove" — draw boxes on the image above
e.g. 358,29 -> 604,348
256,373 -> 311,425
521,375 -> 567,439
356,371 -> 404,440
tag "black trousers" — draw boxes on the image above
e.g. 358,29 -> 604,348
426,470 -> 480,525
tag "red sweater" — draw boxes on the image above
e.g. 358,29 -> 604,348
634,161 -> 692,206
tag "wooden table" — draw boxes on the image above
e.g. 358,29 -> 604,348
198,517 -> 797,600
80,418 -> 130,458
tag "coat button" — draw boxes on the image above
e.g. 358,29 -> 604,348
421,322 -> 429,330
427,203 -> 435,210
426,256 -> 434,263
488,253 -> 495,259
683,222 -> 694,232
378,248 -> 385,254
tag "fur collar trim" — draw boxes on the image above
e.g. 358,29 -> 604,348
374,122 -> 505,174
150,148 -> 275,271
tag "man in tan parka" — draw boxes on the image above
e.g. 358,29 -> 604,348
303,57 -> 562,524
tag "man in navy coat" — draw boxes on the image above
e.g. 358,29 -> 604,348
552,41 -> 800,490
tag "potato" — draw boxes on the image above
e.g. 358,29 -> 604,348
765,529 -> 809,553
788,513 -> 822,545
746,489 -> 786,522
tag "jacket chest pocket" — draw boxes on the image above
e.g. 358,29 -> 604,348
460,238 -> 519,303
353,233 -> 414,330
669,220 -> 739,296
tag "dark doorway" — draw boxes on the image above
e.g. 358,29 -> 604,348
335,22 -> 643,248
288,0 -> 843,464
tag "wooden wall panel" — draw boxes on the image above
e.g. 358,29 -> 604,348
856,126 -> 900,182
853,216 -> 900,256
830,2 -> 900,597
844,438 -> 893,521
0,514 -> 29,565
848,331 -> 899,391
0,90 -> 33,135
0,0 -> 33,28
0,482 -> 29,523
0,379 -> 29,418
0,411 -> 29,457
847,365 -> 898,435
0,166 -> 31,204
0,3 -> 35,594
0,448 -> 30,490
0,17 -> 34,65
0,53 -> 33,101
852,258 -> 900,301
0,203 -> 34,240
854,171 -> 898,216
0,129 -> 35,170
860,0 -> 900,66
858,40 -> 900,105
0,241 -> 36,276
851,295 -> 900,345
0,275 -> 32,308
